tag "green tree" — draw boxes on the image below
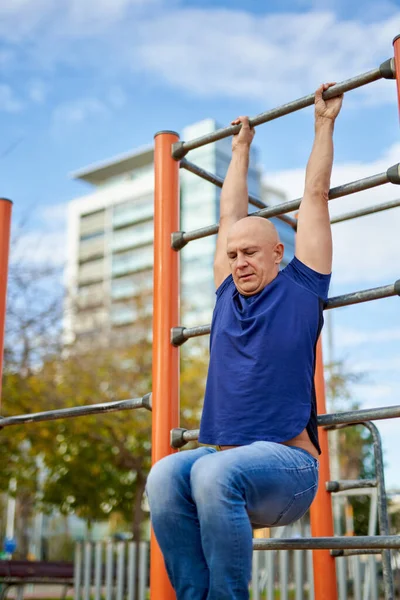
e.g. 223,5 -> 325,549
180,340 -> 209,431
36,339 -> 209,536
32,341 -> 153,540
0,250 -> 63,557
2,337 -> 209,538
0,247 -> 210,557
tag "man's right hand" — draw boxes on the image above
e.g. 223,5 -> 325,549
231,116 -> 255,152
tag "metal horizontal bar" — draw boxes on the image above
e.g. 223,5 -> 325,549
0,393 -> 152,429
326,281 -> 399,309
327,479 -> 377,492
333,488 -> 377,498
173,63 -> 390,159
331,549 -> 382,557
252,535 -> 400,551
173,280 -> 400,344
177,168 -> 391,246
172,324 -> 211,345
319,404 -> 400,428
181,158 -> 266,207
180,159 -> 297,230
180,428 -> 200,445
331,197 -> 400,224
173,405 -> 400,448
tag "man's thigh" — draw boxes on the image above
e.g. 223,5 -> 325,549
200,442 -> 319,528
147,446 -> 216,495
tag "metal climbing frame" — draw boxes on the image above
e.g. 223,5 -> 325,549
0,36 -> 399,600
0,198 -> 12,407
151,37 -> 400,600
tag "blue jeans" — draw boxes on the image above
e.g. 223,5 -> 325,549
146,442 -> 318,600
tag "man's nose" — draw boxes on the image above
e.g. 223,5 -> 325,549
237,254 -> 248,268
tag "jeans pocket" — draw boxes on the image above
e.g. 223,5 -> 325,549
271,483 -> 318,527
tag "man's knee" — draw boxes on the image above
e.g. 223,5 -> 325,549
146,454 -> 182,509
190,454 -> 235,507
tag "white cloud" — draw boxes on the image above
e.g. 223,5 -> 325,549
10,204 -> 67,268
0,0 -> 152,40
266,141 -> 400,286
0,0 -> 55,42
66,0 -> 149,30
11,230 -> 66,267
107,86 -> 127,110
352,355 -> 400,373
0,4 -> 398,107
334,326 -> 400,348
134,8 -> 400,105
28,79 -> 47,104
0,49 -> 14,67
352,382 -> 397,407
0,84 -> 24,112
41,203 -> 67,227
51,89 -> 130,130
52,98 -> 108,129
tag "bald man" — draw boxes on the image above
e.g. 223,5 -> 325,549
146,83 -> 344,600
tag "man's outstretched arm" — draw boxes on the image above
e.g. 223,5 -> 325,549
214,117 -> 255,289
296,83 -> 343,274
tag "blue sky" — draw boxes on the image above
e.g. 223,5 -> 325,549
1,0 -> 400,489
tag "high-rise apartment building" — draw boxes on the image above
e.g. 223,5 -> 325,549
65,119 -> 294,345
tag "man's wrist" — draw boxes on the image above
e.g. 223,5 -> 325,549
315,116 -> 335,132
232,143 -> 251,155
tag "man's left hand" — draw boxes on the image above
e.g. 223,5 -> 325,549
315,82 -> 343,122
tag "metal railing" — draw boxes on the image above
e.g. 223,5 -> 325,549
74,541 -> 149,600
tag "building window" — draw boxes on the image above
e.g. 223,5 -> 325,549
74,308 -> 107,333
112,195 -> 153,228
111,271 -> 153,300
111,305 -> 137,326
79,235 -> 105,262
77,282 -> 105,308
111,244 -> 153,276
111,298 -> 152,326
78,258 -> 104,284
80,231 -> 104,242
80,210 -> 105,238
111,220 -> 153,252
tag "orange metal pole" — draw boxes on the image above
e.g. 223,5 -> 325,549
151,131 -> 180,600
0,198 -> 12,408
393,35 -> 400,120
310,337 -> 338,600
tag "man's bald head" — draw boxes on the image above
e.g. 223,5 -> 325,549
227,216 -> 279,247
226,216 -> 284,296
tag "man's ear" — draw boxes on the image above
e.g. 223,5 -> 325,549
274,243 -> 284,264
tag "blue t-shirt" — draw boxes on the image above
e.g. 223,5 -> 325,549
199,256 -> 331,453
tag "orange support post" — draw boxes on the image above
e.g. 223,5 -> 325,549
393,35 -> 400,120
310,338 -> 338,600
151,131 -> 180,600
0,198 -> 12,408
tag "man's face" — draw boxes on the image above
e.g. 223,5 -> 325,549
226,219 -> 283,296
